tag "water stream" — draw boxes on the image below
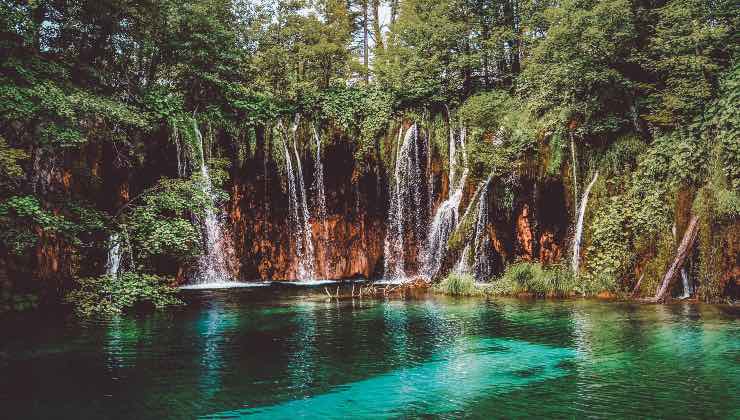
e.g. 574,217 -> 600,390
571,171 -> 599,273
105,233 -> 122,277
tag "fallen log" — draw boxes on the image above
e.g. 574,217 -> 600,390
653,215 -> 699,303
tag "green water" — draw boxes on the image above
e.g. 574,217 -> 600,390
1,286 -> 738,419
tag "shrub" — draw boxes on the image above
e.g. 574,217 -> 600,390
433,273 -> 481,296
65,272 -> 183,317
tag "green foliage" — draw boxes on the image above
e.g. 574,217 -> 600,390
0,279 -> 38,314
0,196 -> 72,254
519,0 -> 635,137
583,194 -> 633,294
460,92 -> 539,180
0,0 -> 737,304
433,273 -> 481,296
490,262 -> 576,297
0,136 -> 29,190
598,134 -> 644,178
703,63 -> 740,190
0,195 -> 107,257
311,86 -> 394,164
124,178 -> 210,263
64,273 -> 183,317
643,0 -> 736,127
692,149 -> 739,302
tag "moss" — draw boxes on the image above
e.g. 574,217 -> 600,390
636,232 -> 676,298
694,182 -> 740,302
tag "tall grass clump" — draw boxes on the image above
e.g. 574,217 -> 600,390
433,273 -> 482,296
489,262 -> 576,297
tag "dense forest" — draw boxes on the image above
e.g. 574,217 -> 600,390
0,0 -> 737,314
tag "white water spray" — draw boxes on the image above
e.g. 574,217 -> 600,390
571,171 -> 598,273
105,233 -> 122,277
420,125 -> 468,279
679,268 -> 693,299
312,124 -> 328,277
280,117 -> 315,281
472,174 -> 495,281
193,122 -> 233,285
383,124 -> 424,280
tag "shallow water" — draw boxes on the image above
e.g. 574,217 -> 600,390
0,286 -> 738,419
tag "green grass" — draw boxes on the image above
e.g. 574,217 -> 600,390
433,273 -> 482,296
487,262 -> 576,297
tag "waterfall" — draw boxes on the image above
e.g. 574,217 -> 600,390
106,233 -> 122,277
172,123 -> 187,178
454,244 -> 471,274
571,171 -> 599,273
472,174 -> 494,281
451,173 -> 495,280
570,133 -> 578,212
312,125 -> 328,229
312,125 -> 328,276
383,124 -> 423,280
281,117 -> 315,281
193,122 -> 233,284
420,126 -> 468,279
292,122 -> 316,280
679,268 -> 693,299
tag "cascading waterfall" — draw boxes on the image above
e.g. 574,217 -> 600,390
571,171 -> 599,273
383,124 -> 423,280
452,173 -> 494,279
193,122 -> 233,284
312,124 -> 328,277
312,124 -> 328,230
420,126 -> 468,279
679,268 -> 693,299
472,174 -> 494,281
454,244 -> 472,274
280,117 -> 315,281
105,233 -> 122,277
292,123 -> 316,280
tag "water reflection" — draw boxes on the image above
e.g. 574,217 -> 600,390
197,302 -> 240,398
0,291 -> 737,420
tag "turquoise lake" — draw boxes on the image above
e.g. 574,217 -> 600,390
1,285 -> 738,419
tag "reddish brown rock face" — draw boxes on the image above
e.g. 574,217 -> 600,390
516,204 -> 534,260
539,231 -> 561,264
10,123 -> 575,291
224,128 -> 389,281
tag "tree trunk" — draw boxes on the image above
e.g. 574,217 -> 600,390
372,0 -> 384,52
631,273 -> 644,297
654,215 -> 699,303
390,0 -> 399,25
363,0 -> 369,83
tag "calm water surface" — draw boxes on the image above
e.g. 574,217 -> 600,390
1,285 -> 738,419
